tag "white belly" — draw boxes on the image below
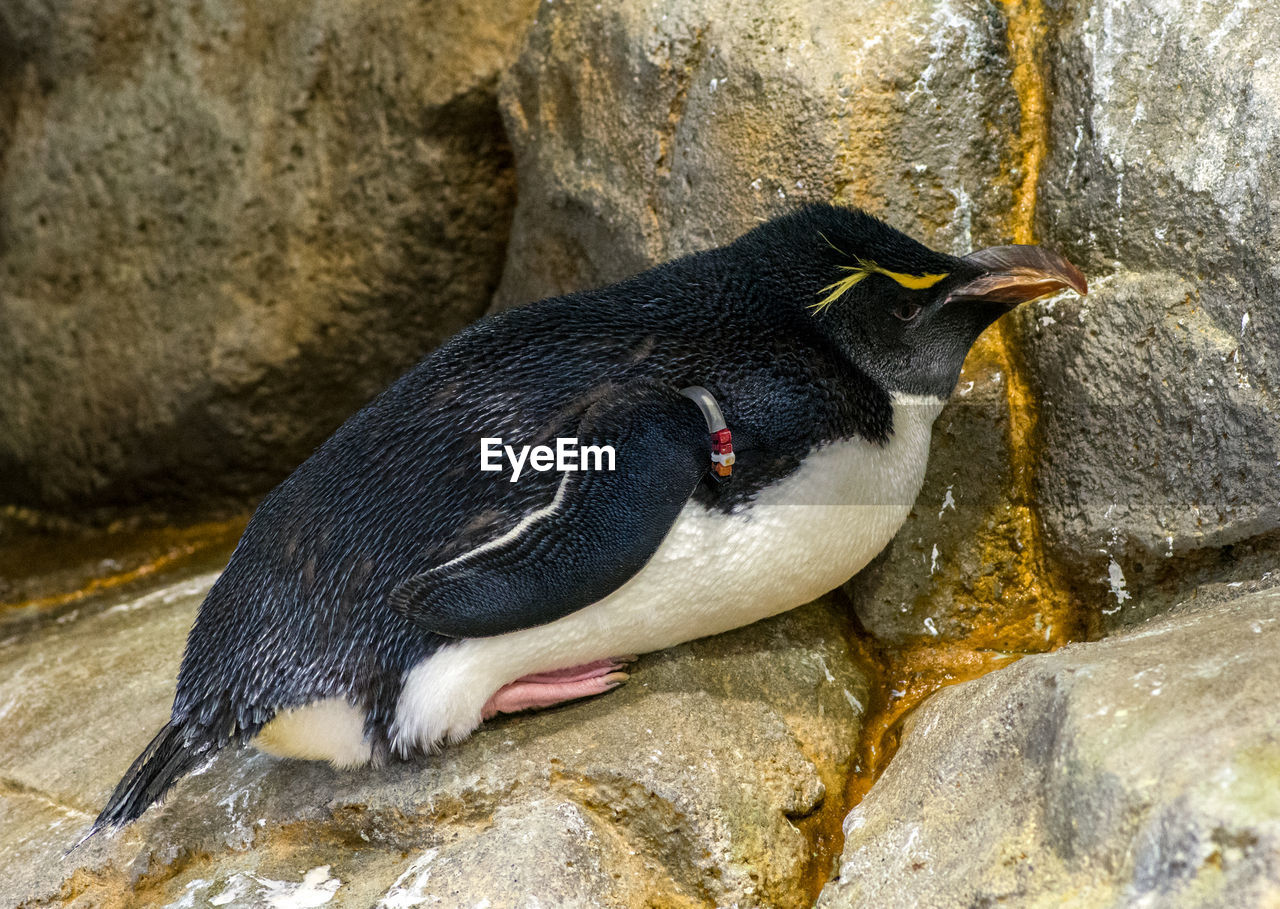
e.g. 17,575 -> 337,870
390,392 -> 943,755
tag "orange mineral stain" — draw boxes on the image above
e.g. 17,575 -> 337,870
838,0 -> 1086,823
0,511 -> 246,616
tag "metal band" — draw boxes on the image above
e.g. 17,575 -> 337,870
679,386 -> 726,432
679,386 -> 734,481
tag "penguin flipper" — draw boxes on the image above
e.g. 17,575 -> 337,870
389,381 -> 711,638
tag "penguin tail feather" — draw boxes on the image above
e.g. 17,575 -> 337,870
80,720 -> 212,845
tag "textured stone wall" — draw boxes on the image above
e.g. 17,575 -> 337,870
0,0 -> 537,509
1020,0 -> 1280,629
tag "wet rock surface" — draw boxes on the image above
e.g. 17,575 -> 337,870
0,0 -> 537,510
1016,0 -> 1280,630
0,572 -> 869,909
818,584 -> 1280,909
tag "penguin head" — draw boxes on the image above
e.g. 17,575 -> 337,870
773,205 -> 1087,398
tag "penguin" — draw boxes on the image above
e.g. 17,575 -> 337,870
89,203 -> 1085,834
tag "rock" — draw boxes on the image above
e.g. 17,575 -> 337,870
0,0 -> 537,510
1016,0 -> 1280,628
0,570 -> 870,908
817,585 -> 1280,908
491,0 -> 1021,310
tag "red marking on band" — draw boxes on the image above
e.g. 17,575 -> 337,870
710,428 -> 734,478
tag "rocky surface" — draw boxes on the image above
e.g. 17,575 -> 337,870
818,583 -> 1280,909
0,0 -> 537,510
491,0 -> 1021,311
0,571 -> 869,909
1016,0 -> 1280,629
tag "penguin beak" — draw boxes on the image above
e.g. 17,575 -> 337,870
945,245 -> 1088,308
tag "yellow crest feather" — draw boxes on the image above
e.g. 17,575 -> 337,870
876,267 -> 949,290
811,268 -> 871,312
811,232 -> 949,313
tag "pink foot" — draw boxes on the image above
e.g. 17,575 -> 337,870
482,657 -> 635,720
518,656 -> 637,684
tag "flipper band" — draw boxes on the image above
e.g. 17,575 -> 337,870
679,386 -> 735,481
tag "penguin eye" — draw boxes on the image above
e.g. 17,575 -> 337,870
894,302 -> 922,322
